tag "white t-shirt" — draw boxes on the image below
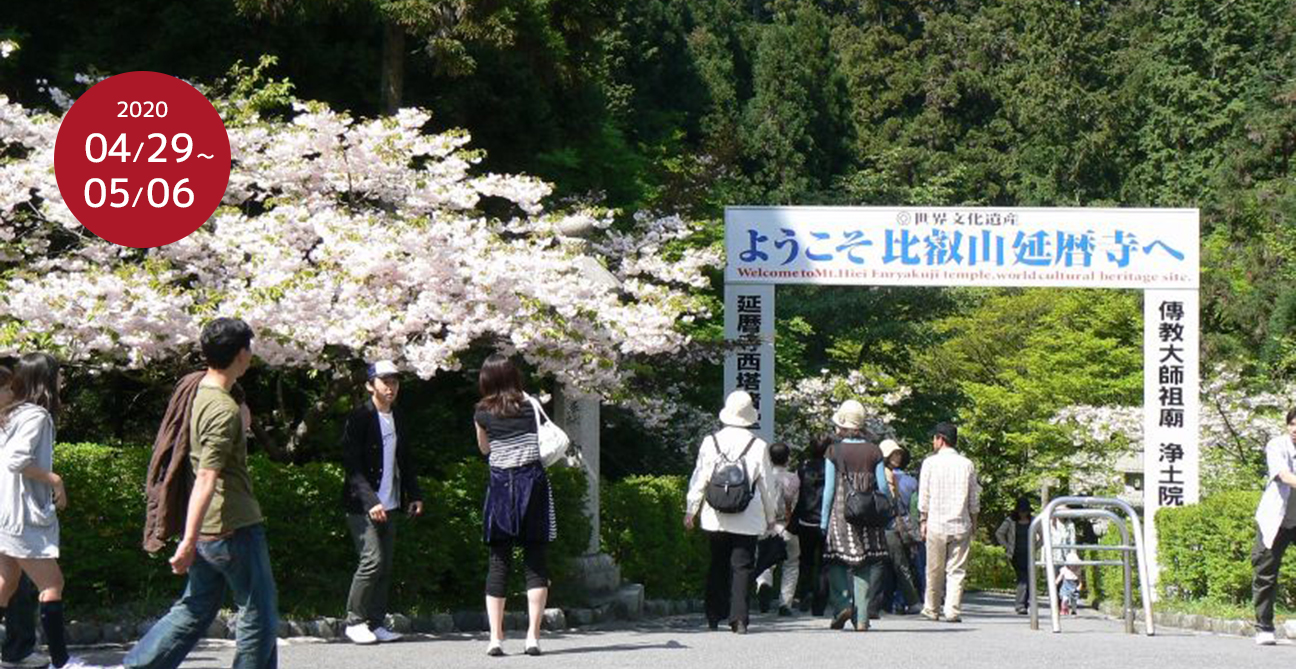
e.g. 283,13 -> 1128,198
376,411 -> 398,511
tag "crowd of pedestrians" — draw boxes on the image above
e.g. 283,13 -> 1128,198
13,316 -> 1296,665
685,391 -> 981,633
0,319 -> 569,668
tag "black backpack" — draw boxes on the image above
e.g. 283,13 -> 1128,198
841,465 -> 893,529
705,435 -> 758,514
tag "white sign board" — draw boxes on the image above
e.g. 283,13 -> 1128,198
725,206 -> 1198,290
1143,290 -> 1200,589
723,284 -> 775,443
724,206 -> 1201,595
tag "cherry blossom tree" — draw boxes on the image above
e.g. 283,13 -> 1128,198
0,61 -> 720,457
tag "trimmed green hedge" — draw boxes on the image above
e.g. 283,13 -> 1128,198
967,540 -> 1016,591
56,443 -> 589,617
601,475 -> 708,598
1154,491 -> 1275,605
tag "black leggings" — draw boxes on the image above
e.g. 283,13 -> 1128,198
486,542 -> 549,597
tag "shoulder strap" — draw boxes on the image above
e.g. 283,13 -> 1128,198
737,436 -> 757,461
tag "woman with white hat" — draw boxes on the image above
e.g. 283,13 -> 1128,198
875,439 -> 922,615
818,400 -> 891,631
684,390 -> 777,634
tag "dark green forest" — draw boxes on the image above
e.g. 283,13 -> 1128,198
4,0 -> 1295,508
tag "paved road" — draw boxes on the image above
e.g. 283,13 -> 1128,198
72,594 -> 1291,668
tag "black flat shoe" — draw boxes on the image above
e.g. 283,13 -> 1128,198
830,608 -> 854,630
486,645 -> 505,657
525,645 -> 542,656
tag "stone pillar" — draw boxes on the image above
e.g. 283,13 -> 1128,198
555,383 -> 601,555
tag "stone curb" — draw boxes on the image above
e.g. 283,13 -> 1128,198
34,591 -> 700,646
1097,600 -> 1267,639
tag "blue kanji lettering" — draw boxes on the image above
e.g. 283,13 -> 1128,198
1106,231 -> 1139,268
835,231 -> 873,265
740,230 -> 769,263
883,229 -> 922,265
806,232 -> 835,262
924,229 -> 965,266
1055,230 -> 1096,267
967,230 -> 1006,267
1143,240 -> 1185,261
775,228 -> 800,266
1012,230 -> 1053,267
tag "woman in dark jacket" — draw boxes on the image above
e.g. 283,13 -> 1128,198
792,434 -> 833,616
473,355 -> 556,657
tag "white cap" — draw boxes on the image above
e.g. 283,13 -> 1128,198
367,360 -> 399,379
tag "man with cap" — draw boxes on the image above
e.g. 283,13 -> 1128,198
340,361 -> 424,645
918,422 -> 980,623
684,390 -> 777,634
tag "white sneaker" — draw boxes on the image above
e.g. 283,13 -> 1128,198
372,626 -> 404,643
345,623 -> 379,645
1256,630 -> 1277,646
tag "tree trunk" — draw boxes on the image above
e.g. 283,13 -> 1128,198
381,19 -> 406,115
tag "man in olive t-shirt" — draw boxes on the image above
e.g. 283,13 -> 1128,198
189,381 -> 262,534
126,318 -> 279,669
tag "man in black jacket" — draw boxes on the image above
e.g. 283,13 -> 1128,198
341,361 -> 424,645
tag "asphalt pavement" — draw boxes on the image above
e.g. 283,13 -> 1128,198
67,594 -> 1289,668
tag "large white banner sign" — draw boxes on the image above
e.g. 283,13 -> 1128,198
725,206 -> 1199,290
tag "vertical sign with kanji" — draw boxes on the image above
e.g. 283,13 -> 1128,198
1143,289 -> 1200,592
724,284 -> 775,443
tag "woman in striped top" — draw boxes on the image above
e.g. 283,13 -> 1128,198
473,354 -> 556,657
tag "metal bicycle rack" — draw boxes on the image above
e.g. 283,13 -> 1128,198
1028,496 -> 1155,635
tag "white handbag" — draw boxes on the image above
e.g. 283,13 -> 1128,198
525,394 -> 571,467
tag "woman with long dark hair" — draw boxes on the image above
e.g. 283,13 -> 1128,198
0,353 -> 84,668
473,354 -> 555,657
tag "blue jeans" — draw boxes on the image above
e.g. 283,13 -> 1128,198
826,558 -> 885,627
125,524 -> 278,669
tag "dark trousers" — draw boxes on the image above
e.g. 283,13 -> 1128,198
1253,524 -> 1296,632
346,513 -> 396,627
1,575 -> 37,663
1013,564 -> 1030,612
872,530 -> 920,615
485,541 -> 549,597
706,531 -> 757,627
795,525 -> 828,615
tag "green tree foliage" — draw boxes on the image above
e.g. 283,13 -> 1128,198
912,289 -> 1143,513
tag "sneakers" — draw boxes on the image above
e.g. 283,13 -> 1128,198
1256,630 -> 1277,646
0,653 -> 49,668
920,609 -> 940,622
345,623 -> 379,645
372,627 -> 404,643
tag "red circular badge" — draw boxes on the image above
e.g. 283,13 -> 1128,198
53,71 -> 231,248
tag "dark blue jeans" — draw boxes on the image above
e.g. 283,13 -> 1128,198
125,524 -> 278,669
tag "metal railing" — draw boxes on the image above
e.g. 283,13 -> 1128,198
1027,496 -> 1154,635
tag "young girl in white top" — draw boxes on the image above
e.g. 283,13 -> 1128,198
0,353 -> 84,668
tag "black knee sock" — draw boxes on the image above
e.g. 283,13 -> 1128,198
40,601 -> 68,668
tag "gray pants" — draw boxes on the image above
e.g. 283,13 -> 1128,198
346,513 -> 396,627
